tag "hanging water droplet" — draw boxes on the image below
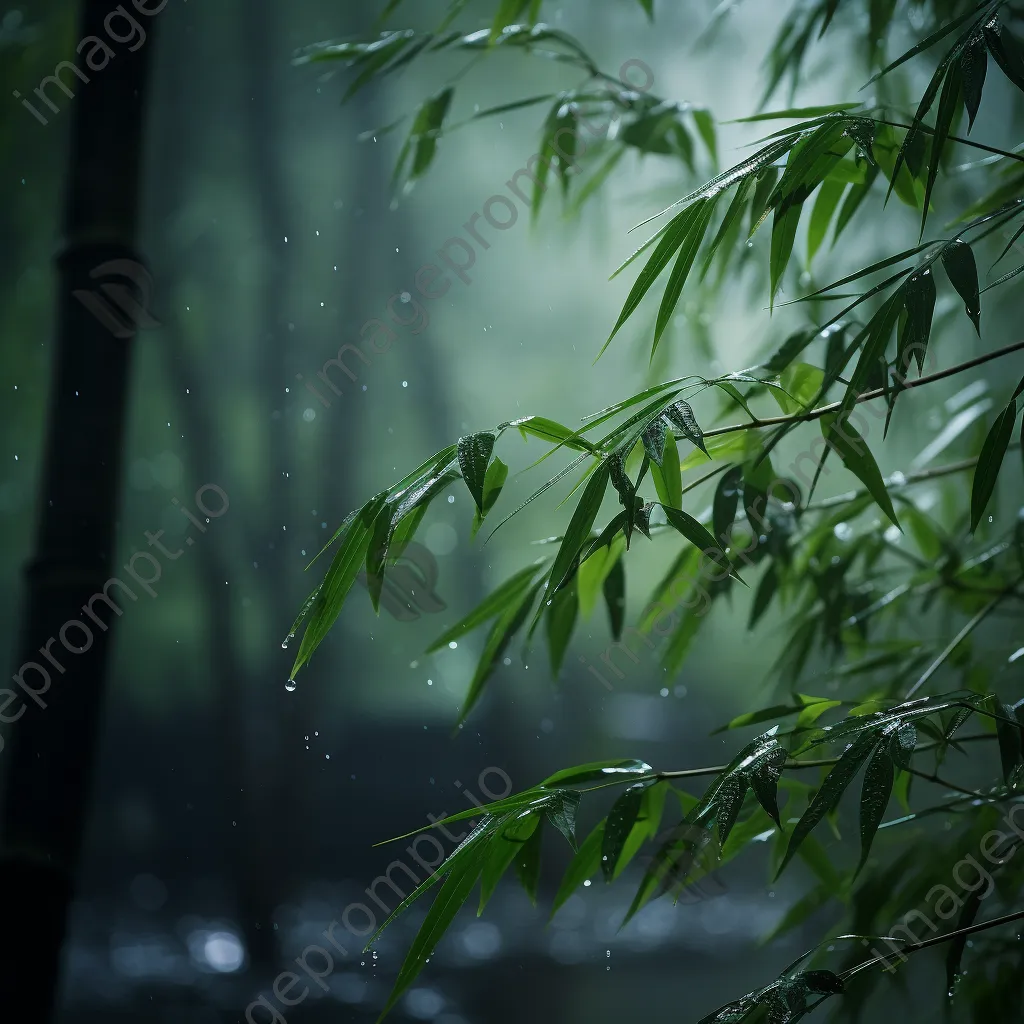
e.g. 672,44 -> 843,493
285,679 -> 297,692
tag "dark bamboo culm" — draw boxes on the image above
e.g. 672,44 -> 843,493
0,1 -> 155,1018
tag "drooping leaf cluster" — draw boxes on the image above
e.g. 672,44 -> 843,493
291,2 -> 1024,1021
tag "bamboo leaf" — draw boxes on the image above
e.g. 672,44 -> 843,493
602,783 -> 646,880
970,401 -> 1017,531
552,821 -> 604,917
778,729 -> 880,876
857,743 -> 894,875
942,238 -> 982,333
427,563 -> 543,652
961,32 -> 989,130
458,431 -> 497,512
820,413 -> 900,529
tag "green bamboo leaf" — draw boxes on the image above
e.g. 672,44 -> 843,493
605,207 -> 698,351
713,466 -> 743,544
777,728 -> 880,876
515,415 -> 599,453
820,413 -> 900,529
856,742 -> 894,875
749,744 -> 788,828
653,199 -> 718,357
393,87 -> 455,190
970,401 -> 1017,530
514,817 -> 544,903
549,460 -> 613,591
993,699 -> 1024,786
551,821 -> 604,917
700,175 -> 754,280
641,416 -> 668,467
749,562 -> 779,628
602,783 -> 646,880
731,103 -> 862,123
602,558 -> 626,640
471,456 -> 509,537
290,492 -> 387,677
546,790 -> 582,851
863,3 -> 985,86
460,578 -> 543,722
921,62 -> 963,236
942,238 -> 982,333
540,759 -> 654,788
961,32 -> 989,130
984,17 -> 1024,96
833,164 -> 880,241
891,722 -> 918,770
793,242 -> 932,303
946,887 -> 984,998
807,179 -> 846,262
479,811 -> 539,913
577,535 -> 625,618
661,505 -> 731,575
770,194 -> 803,307
651,433 -> 682,509
377,835 -> 491,1018
546,580 -> 579,675
665,400 -> 709,455
427,563 -> 543,652
458,431 -> 497,512
899,267 -> 937,374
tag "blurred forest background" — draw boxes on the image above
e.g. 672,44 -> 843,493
1,0 -> 1021,1021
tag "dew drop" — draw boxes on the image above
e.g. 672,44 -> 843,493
285,679 -> 297,692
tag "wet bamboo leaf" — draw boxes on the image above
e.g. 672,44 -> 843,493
546,581 -> 579,675
602,783 -> 646,880
984,17 -> 1024,96
514,817 -> 544,902
807,179 -> 846,262
713,466 -> 744,544
941,238 -> 982,333
546,790 -> 582,851
651,433 -> 682,508
550,460 -> 612,591
749,744 -> 788,828
778,729 -> 880,876
770,194 -> 803,307
606,206 -> 703,350
427,563 -> 543,652
820,413 -> 900,529
749,562 -> 779,628
460,578 -> 543,722
479,811 -> 539,912
857,743 -> 894,875
541,759 -> 653,788
472,456 -> 509,537
642,416 -> 668,467
946,887 -> 984,999
653,199 -> 718,357
602,557 -> 626,640
551,821 -> 603,917
970,401 -> 1017,531
290,492 -> 387,676
920,62 -> 963,235
378,836 -> 490,1018
458,431 -> 496,512
993,699 -> 1024,786
961,33 -> 989,130
665,400 -> 709,455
